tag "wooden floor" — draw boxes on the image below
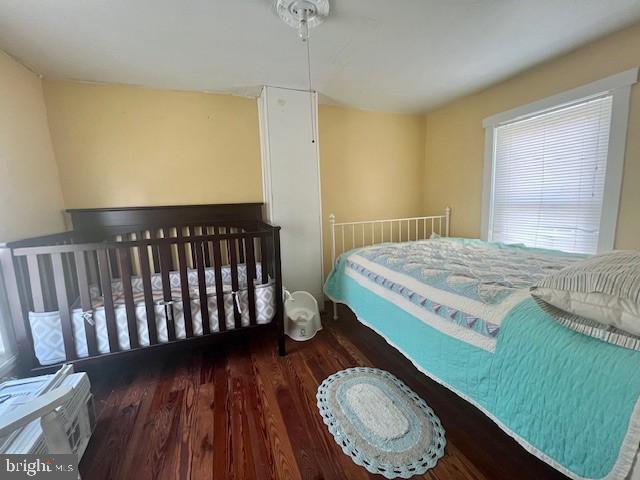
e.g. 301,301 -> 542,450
79,305 -> 568,480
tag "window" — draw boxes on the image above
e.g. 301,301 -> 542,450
481,69 -> 638,254
491,95 -> 611,254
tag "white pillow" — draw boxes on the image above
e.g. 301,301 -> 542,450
531,250 -> 640,350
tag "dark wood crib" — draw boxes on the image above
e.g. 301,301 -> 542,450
0,203 -> 284,375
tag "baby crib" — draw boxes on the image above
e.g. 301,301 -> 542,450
0,203 -> 284,375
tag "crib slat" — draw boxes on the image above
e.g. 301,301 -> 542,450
74,250 -> 98,356
194,240 -> 211,335
150,229 -> 161,273
228,237 -> 241,329
51,253 -> 76,360
136,231 -> 145,273
35,256 -> 55,312
128,233 -> 137,272
202,226 -> 212,267
223,230 -> 230,265
260,236 -> 269,284
97,248 -> 119,353
108,248 -> 120,279
245,235 -> 257,326
206,226 -> 215,269
162,228 -> 177,271
63,252 -> 79,306
189,225 -> 197,268
213,226 -> 223,265
26,255 -> 44,312
159,242 -> 176,342
118,248 -> 139,349
0,248 -> 37,371
211,238 -> 226,332
138,244 -> 159,345
237,228 -> 246,263
176,230 -> 194,338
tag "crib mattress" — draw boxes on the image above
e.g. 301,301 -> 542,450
28,264 -> 275,365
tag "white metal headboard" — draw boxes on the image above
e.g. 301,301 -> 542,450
328,208 -> 451,319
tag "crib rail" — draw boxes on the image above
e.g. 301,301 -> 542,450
1,219 -> 283,374
328,208 -> 451,320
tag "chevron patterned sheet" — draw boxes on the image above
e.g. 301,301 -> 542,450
28,263 -> 276,365
341,238 -> 582,352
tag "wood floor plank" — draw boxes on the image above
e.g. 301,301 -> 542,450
189,380 -> 215,479
171,354 -> 201,480
227,344 -> 272,480
80,363 -> 150,480
124,363 -> 185,480
279,351 -> 351,480
79,307 -> 569,480
212,348 -> 232,480
153,388 -> 186,480
430,442 -> 490,480
250,343 -> 302,480
254,339 -> 324,479
238,350 -> 275,479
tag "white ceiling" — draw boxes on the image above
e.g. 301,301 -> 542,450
1,0 -> 640,112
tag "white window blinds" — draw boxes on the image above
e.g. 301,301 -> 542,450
489,95 -> 613,254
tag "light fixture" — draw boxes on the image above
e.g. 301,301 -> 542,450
277,0 -> 329,42
276,0 -> 329,143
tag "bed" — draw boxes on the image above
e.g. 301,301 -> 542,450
325,210 -> 640,480
0,203 -> 285,374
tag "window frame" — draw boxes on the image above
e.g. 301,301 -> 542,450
481,68 -> 638,253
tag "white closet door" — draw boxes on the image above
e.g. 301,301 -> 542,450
259,86 -> 324,303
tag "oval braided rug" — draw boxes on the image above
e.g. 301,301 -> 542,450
317,367 -> 446,479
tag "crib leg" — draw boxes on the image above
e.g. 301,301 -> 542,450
276,308 -> 286,356
278,329 -> 286,356
333,302 -> 338,320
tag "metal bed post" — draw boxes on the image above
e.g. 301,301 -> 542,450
445,206 -> 451,237
329,214 -> 338,320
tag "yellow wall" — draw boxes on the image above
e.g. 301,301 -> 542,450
42,81 -> 263,208
42,81 -> 427,276
423,22 -> 640,249
0,52 -> 65,241
319,105 -> 425,275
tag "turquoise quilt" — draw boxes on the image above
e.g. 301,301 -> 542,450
324,239 -> 640,480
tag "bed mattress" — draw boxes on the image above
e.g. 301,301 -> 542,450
29,263 -> 275,365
